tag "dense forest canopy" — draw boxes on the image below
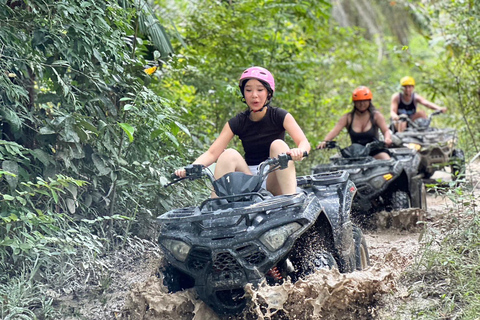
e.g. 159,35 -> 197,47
1,0 -> 479,318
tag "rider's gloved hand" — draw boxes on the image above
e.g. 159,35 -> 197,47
287,148 -> 305,161
317,141 -> 327,149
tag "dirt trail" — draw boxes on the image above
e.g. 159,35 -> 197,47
60,162 -> 479,320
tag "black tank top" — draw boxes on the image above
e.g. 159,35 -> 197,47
347,111 -> 379,146
398,93 -> 416,115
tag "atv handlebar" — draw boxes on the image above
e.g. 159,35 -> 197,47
398,109 -> 443,130
165,151 -> 308,188
316,140 -> 386,158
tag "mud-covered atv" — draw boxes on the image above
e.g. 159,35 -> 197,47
312,141 -> 426,222
157,154 -> 369,315
391,110 -> 465,180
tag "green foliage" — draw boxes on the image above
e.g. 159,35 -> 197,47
0,0 -> 185,235
404,0 -> 480,157
0,271 -> 60,320
0,1 -> 188,317
403,185 -> 480,319
0,171 -> 107,319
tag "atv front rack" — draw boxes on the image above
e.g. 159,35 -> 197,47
296,170 -> 349,186
157,193 -> 306,224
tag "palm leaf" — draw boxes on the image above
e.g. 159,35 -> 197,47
134,0 -> 174,58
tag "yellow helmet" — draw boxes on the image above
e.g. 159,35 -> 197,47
400,76 -> 415,86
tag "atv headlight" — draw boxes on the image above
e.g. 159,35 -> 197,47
161,239 -> 191,262
370,176 -> 386,189
260,222 -> 302,251
407,143 -> 421,151
447,139 -> 455,149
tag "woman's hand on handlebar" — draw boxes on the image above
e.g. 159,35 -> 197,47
174,168 -> 187,178
384,137 -> 392,146
286,148 -> 306,161
317,141 -> 327,149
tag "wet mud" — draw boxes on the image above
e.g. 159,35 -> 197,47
121,266 -> 394,320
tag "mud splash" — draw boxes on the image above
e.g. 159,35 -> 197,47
120,266 -> 395,320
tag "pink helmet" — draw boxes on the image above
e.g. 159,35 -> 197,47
239,66 -> 275,95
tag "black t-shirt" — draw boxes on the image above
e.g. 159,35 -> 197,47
228,107 -> 288,166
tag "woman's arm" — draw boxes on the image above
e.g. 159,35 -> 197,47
415,94 -> 447,112
175,122 -> 234,177
390,93 -> 400,120
283,113 -> 311,160
317,114 -> 348,148
374,112 -> 392,145
193,122 -> 235,166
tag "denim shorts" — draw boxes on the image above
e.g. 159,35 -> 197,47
248,165 -> 268,189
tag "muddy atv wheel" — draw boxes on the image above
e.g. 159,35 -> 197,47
352,225 -> 370,270
390,190 -> 411,211
161,264 -> 194,292
450,149 -> 465,180
296,251 -> 338,279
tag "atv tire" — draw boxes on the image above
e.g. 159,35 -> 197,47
301,251 -> 338,275
161,264 -> 194,292
390,190 -> 410,211
290,250 -> 338,282
450,149 -> 465,180
352,225 -> 370,270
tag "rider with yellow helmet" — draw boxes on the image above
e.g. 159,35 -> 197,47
390,76 -> 447,132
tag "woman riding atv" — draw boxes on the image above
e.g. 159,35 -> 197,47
317,86 -> 392,160
175,66 -> 310,196
390,76 -> 447,133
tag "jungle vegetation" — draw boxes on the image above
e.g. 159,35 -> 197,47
1,0 -> 479,318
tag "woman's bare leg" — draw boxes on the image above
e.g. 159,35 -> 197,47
213,148 -> 251,179
266,140 -> 297,196
210,149 -> 251,197
374,152 -> 391,160
411,110 -> 427,120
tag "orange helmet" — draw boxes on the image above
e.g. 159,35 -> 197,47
352,86 -> 373,101
400,76 -> 415,86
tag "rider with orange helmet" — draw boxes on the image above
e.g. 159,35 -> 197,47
317,86 -> 392,160
175,66 -> 310,196
390,76 -> 447,132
